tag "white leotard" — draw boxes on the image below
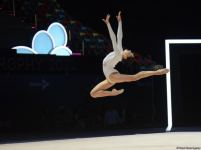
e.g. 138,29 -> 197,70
103,21 -> 123,83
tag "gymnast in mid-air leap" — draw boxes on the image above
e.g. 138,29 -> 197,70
90,11 -> 169,98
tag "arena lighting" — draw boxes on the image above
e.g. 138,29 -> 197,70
12,22 -> 73,56
165,39 -> 201,131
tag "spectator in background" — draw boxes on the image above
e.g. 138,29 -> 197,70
104,106 -> 121,128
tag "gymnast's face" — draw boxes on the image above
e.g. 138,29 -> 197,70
122,49 -> 134,59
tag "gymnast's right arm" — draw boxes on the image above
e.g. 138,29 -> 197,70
116,11 -> 123,52
102,14 -> 119,53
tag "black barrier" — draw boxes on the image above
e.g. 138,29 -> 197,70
0,51 -> 165,142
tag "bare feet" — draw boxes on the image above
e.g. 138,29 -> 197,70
111,88 -> 124,96
155,68 -> 169,75
102,14 -> 110,24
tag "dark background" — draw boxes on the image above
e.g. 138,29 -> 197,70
59,0 -> 201,63
0,0 -> 201,143
170,44 -> 201,127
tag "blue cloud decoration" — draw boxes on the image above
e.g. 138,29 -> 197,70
12,22 -> 72,56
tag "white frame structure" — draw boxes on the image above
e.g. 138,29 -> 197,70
165,39 -> 201,131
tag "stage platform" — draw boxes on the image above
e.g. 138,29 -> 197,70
0,132 -> 201,150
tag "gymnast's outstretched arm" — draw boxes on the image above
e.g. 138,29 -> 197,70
116,11 -> 123,52
102,14 -> 119,53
